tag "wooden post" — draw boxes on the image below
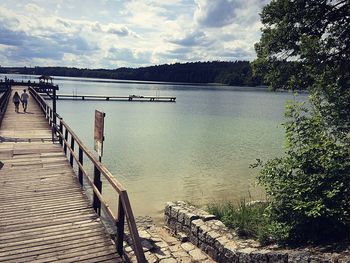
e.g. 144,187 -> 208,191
78,147 -> 83,185
59,119 -> 63,145
93,166 -> 102,215
116,196 -> 125,256
64,129 -> 68,155
70,137 -> 75,166
53,88 -> 57,126
49,108 -> 52,126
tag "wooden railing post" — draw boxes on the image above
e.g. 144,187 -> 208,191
78,147 -> 83,185
49,108 -> 52,126
93,166 -> 102,216
64,129 -> 68,155
45,105 -> 48,119
116,196 -> 125,256
70,137 -> 75,166
59,119 -> 63,145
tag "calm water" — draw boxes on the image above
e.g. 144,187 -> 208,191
3,74 -> 305,223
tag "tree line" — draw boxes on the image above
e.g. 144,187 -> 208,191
0,61 -> 263,87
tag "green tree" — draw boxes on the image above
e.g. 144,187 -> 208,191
253,0 -> 350,244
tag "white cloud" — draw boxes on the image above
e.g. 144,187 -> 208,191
106,24 -> 140,38
0,0 -> 270,68
194,0 -> 239,28
168,31 -> 211,47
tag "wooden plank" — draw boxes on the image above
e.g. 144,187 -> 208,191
0,235 -> 111,260
5,242 -> 116,263
0,228 -> 109,252
29,245 -> 117,263
0,220 -> 102,241
0,205 -> 93,223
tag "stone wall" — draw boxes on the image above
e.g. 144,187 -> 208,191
164,201 -> 350,263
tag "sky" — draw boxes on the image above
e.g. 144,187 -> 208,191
0,0 -> 270,69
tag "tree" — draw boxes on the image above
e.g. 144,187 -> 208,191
253,0 -> 350,244
254,0 -> 350,132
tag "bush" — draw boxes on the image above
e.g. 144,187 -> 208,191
258,99 -> 350,245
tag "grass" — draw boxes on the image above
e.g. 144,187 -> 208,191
207,199 -> 270,243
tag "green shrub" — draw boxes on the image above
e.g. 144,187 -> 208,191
258,100 -> 350,245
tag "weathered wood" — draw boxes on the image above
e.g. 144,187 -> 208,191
78,147 -> 83,185
69,136 -> 75,166
0,87 -> 122,262
117,196 -> 126,256
93,165 -> 102,215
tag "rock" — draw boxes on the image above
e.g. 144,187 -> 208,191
189,247 -> 208,261
169,244 -> 181,253
159,258 -> 177,263
155,241 -> 169,248
138,230 -> 151,239
145,251 -> 158,263
198,223 -> 211,242
206,230 -> 221,246
172,250 -> 190,258
177,256 -> 192,263
165,202 -> 175,216
176,231 -> 188,242
202,214 -> 217,221
154,248 -> 172,260
237,247 -> 258,263
170,206 -> 181,219
250,249 -> 271,263
191,219 -> 204,236
178,209 -> 187,223
223,241 -> 240,262
287,251 -> 311,262
266,250 -> 288,263
181,242 -> 195,252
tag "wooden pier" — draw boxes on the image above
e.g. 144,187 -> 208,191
45,94 -> 176,102
0,79 -> 176,102
0,87 -> 146,262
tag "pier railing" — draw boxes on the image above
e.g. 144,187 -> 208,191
29,87 -> 146,263
0,86 -> 11,127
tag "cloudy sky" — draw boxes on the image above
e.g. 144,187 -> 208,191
0,0 -> 270,69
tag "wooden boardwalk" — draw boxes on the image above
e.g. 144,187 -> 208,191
0,88 -> 123,262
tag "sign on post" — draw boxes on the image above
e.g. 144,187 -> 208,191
94,110 -> 105,158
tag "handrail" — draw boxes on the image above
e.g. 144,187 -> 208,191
0,87 -> 11,127
29,87 -> 146,263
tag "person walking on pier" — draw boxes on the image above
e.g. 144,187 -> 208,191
21,89 -> 29,112
12,92 -> 21,113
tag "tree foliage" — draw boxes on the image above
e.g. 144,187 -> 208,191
0,61 -> 263,87
253,0 -> 350,132
254,0 -> 350,244
259,100 -> 350,244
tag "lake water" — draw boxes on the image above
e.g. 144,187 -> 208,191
2,74 -> 306,223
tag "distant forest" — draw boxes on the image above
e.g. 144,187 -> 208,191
0,61 -> 264,86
